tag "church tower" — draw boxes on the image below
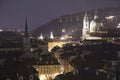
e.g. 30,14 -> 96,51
82,13 -> 89,39
94,11 -> 99,19
50,31 -> 54,39
38,33 -> 44,40
23,18 -> 31,53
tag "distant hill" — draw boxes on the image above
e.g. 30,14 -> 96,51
32,7 -> 120,40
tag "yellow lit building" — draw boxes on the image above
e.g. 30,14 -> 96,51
82,12 -> 106,40
33,65 -> 61,80
33,56 -> 61,80
48,41 -> 70,51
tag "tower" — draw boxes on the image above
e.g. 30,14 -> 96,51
50,31 -> 54,39
23,18 -> 31,53
38,33 -> 44,40
90,10 -> 103,33
82,13 -> 89,39
94,10 -> 99,19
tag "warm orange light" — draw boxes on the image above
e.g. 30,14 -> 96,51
39,75 -> 46,80
53,73 -> 60,78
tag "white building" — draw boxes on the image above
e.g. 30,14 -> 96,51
82,12 -> 106,40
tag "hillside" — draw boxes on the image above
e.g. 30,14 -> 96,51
32,7 -> 120,40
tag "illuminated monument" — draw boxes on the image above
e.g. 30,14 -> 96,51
50,31 -> 54,39
82,12 -> 106,40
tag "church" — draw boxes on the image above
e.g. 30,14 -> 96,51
82,12 -> 107,40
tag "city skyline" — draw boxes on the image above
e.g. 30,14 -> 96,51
0,0 -> 120,31
0,2 -> 120,79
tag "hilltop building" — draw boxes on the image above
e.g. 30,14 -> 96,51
33,56 -> 61,80
82,12 -> 106,40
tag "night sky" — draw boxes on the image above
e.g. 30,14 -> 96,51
0,0 -> 120,31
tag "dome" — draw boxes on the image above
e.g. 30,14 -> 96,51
90,14 -> 103,33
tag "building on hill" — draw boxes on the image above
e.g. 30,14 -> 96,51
82,12 -> 106,40
82,11 -> 120,40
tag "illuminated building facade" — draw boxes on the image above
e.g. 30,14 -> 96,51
48,41 -> 70,51
38,33 -> 44,40
33,57 -> 61,80
82,12 -> 106,40
33,65 -> 61,80
50,31 -> 54,39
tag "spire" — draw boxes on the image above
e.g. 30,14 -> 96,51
38,33 -> 44,40
101,22 -> 103,26
84,12 -> 88,20
94,10 -> 99,19
50,31 -> 54,39
25,17 -> 29,36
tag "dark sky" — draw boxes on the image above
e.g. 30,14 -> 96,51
0,0 -> 120,30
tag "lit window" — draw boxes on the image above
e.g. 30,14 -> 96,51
62,28 -> 66,33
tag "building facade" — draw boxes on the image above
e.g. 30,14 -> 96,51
82,12 -> 106,40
